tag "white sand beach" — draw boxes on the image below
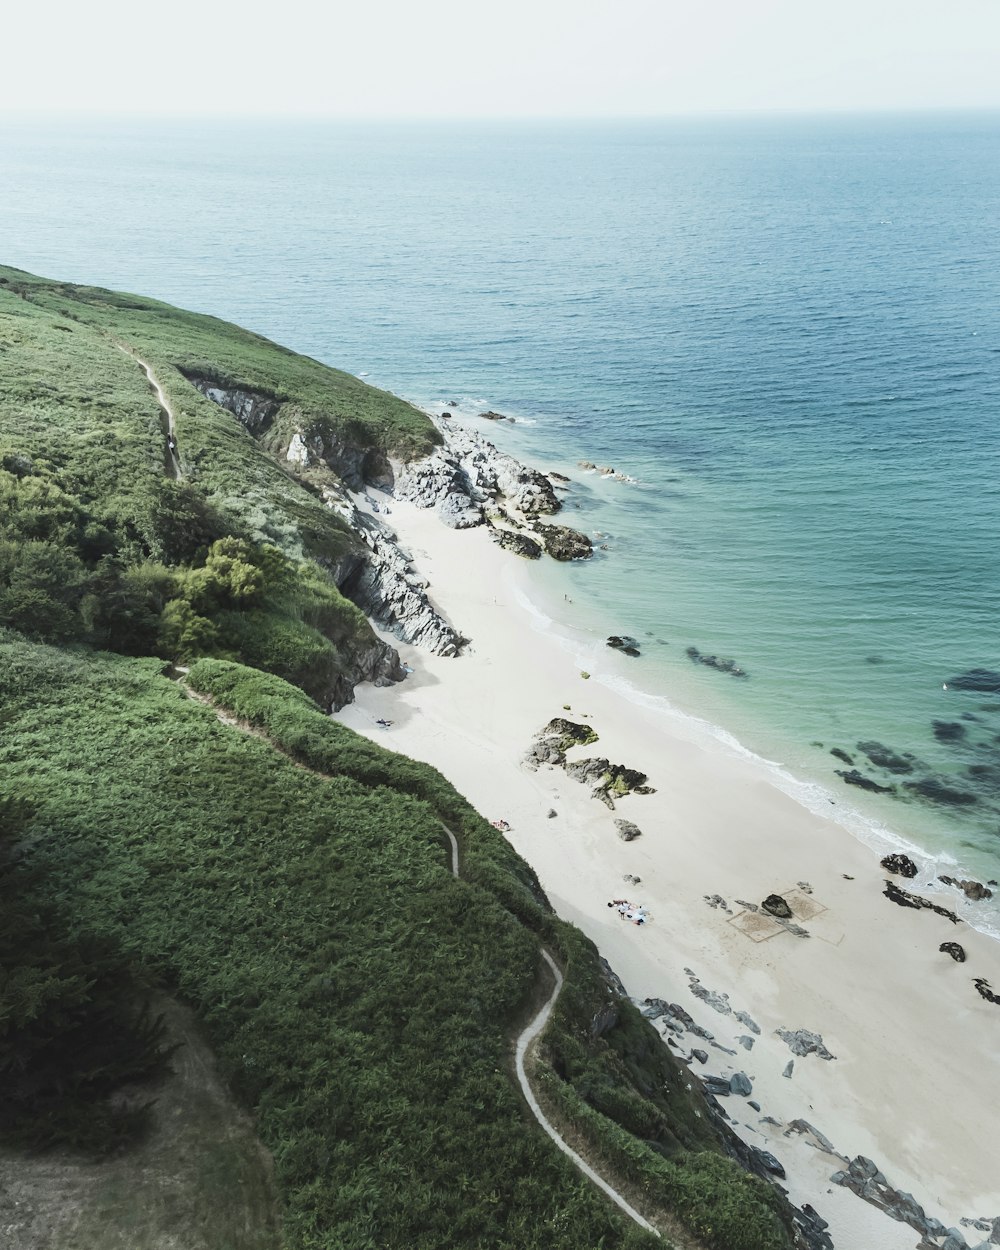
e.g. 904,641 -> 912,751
337,492 -> 1000,1249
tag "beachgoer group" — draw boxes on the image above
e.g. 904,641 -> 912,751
607,898 -> 649,925
491,818 -> 511,831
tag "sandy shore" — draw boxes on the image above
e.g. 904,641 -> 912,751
337,491 -> 1000,1249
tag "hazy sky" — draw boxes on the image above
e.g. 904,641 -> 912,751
8,0 -> 1000,118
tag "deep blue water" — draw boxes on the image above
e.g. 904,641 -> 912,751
3,112 -> 1000,889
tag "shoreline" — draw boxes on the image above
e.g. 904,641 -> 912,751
336,489 -> 1000,1248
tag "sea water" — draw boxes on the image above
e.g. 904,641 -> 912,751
3,112 -> 1000,912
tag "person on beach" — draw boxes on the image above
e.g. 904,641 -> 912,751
491,819 -> 511,831
375,718 -> 393,728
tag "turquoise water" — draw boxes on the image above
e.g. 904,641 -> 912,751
3,112 -> 1000,893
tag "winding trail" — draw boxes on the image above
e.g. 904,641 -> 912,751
438,825 -> 660,1237
181,689 -> 660,1241
117,344 -> 182,478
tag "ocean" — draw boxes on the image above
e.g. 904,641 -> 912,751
3,111 -> 1000,908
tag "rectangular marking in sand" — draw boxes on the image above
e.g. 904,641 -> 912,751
728,910 -> 787,942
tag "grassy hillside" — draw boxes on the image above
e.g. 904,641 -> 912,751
0,265 -> 440,707
0,270 -> 798,1249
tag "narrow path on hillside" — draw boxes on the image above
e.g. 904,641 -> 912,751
117,344 -> 182,478
442,824 -> 660,1236
182,685 -> 660,1241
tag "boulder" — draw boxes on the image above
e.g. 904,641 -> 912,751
607,635 -> 641,657
754,1148 -> 785,1178
940,875 -> 993,901
939,941 -> 967,962
490,528 -> 542,559
729,1072 -> 753,1096
762,893 -> 792,919
881,853 -> 918,878
534,523 -> 593,561
690,1048 -> 709,1065
614,818 -> 642,842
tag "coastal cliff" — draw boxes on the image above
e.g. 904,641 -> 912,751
0,267 -> 811,1250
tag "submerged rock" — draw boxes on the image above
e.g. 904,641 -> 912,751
686,646 -> 748,678
836,768 -> 894,794
830,747 -> 854,765
946,668 -> 1000,693
857,740 -> 915,775
933,719 -> 967,742
904,776 -> 978,806
607,635 -> 641,656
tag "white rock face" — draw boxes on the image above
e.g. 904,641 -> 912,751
394,424 -> 560,526
286,431 -> 312,467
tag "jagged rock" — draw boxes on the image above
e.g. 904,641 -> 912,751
776,1028 -> 836,1060
883,879 -> 961,924
689,980 -> 732,1016
338,511 -> 466,656
703,1075 -> 732,1096
940,941 -> 967,962
542,717 -> 600,748
940,875 -> 993,901
563,756 -> 653,802
686,646 -> 748,678
614,818 -> 642,842
946,668 -> 1000,693
395,422 -> 560,525
546,808 -> 557,818
836,768 -> 894,794
754,1148 -> 785,1178
857,740 -> 916,774
490,527 -> 542,558
590,1003 -> 619,1038
437,490 -> 484,529
734,1010 -> 761,1035
533,523 -> 593,561
881,853 -> 918,878
690,1048 -> 709,1065
738,1035 -> 755,1050
974,977 -> 1000,1005
607,635 -> 641,656
762,893 -> 792,919
729,1072 -> 753,1096
782,1060 -> 794,1078
548,471 -> 570,483
186,375 -> 280,437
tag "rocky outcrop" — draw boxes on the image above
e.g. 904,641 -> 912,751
394,422 -> 560,524
334,503 -> 465,656
564,757 -> 656,807
614,818 -> 642,842
185,375 -> 280,436
533,523 -> 593,561
829,1155 -> 972,1246
761,893 -> 793,919
489,527 -> 542,559
524,718 -> 599,770
607,635 -> 640,656
328,635 -> 405,710
940,875 -> 993,901
776,1028 -> 836,1060
883,880 -> 961,924
940,941 -> 967,962
881,853 -> 918,878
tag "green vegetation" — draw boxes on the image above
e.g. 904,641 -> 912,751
0,268 -> 798,1248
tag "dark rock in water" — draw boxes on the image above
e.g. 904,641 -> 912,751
974,977 -> 1000,1005
614,818 -> 642,842
729,1071 -> 753,1096
857,740 -> 915,774
533,523 -> 593,561
836,768 -> 895,794
946,668 -> 1000,693
607,635 -> 641,657
564,756 -> 654,803
762,893 -> 793,919
490,527 -> 542,559
933,719 -> 967,742
940,875 -> 993,901
904,776 -> 978,806
548,470 -> 571,483
440,411 -> 453,419
939,941 -> 967,962
883,879 -> 961,924
881,853 -> 918,878
686,646 -> 748,678
478,409 -> 509,421
830,747 -> 854,765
